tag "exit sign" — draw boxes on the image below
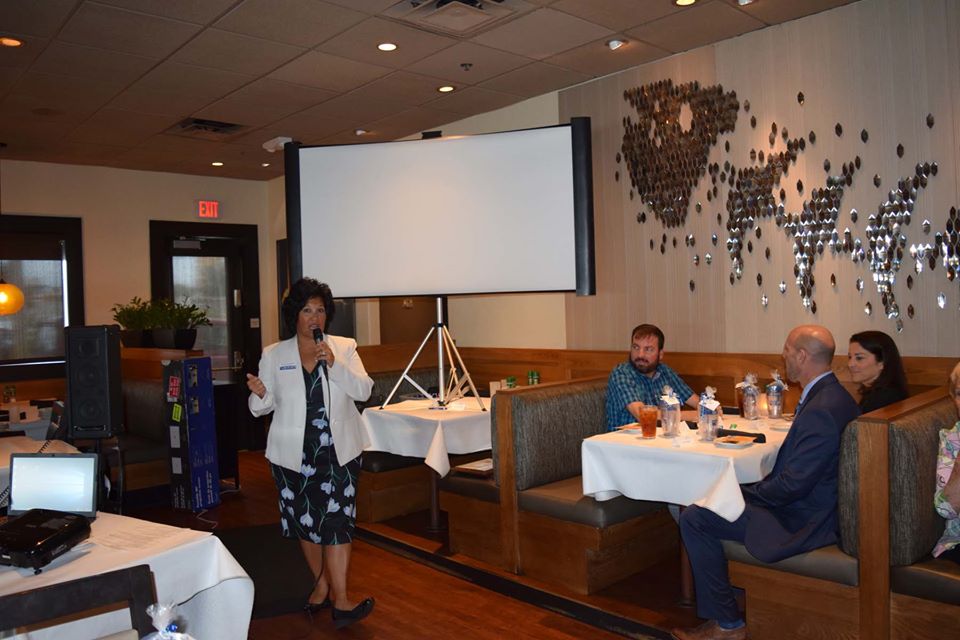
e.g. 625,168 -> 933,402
197,200 -> 219,219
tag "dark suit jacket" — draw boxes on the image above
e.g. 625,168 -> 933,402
740,372 -> 860,562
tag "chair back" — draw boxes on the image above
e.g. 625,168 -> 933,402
0,564 -> 156,635
509,378 -> 607,491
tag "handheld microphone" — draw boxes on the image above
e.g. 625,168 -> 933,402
313,328 -> 327,374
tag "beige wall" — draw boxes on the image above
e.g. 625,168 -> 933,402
2,159 -> 278,343
560,0 -> 960,356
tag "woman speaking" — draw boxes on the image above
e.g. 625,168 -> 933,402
246,278 -> 375,629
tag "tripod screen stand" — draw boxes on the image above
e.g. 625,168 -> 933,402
380,297 -> 485,411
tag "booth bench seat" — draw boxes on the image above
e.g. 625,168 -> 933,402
722,389 -> 960,639
504,378 -> 676,594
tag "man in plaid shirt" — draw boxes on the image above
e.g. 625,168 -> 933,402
606,324 -> 698,431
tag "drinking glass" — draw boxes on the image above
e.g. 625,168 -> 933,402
639,406 -> 658,439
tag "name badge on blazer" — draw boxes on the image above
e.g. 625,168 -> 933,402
279,362 -> 297,371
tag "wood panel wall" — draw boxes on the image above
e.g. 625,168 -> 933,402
558,0 -> 960,357
456,345 -> 955,407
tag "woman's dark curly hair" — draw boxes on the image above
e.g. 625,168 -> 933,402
281,278 -> 335,336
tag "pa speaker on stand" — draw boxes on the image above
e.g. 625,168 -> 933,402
65,325 -> 122,440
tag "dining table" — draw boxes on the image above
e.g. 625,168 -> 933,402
581,414 -> 792,603
0,512 -> 253,639
361,397 -> 491,530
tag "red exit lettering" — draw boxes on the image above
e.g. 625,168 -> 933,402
197,200 -> 219,218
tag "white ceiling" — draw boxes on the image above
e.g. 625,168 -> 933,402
0,0 -> 857,180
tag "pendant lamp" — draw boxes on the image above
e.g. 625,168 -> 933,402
0,270 -> 24,315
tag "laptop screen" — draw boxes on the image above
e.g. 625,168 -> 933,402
7,453 -> 99,518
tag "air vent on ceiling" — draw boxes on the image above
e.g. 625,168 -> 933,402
165,117 -> 246,141
386,0 -> 529,36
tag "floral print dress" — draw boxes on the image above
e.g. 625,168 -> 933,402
270,365 -> 361,545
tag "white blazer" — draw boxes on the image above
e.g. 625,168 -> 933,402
249,334 -> 373,470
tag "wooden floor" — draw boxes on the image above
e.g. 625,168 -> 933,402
127,452 -> 646,640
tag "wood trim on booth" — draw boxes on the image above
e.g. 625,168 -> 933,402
491,376 -> 608,573
854,386 -> 949,640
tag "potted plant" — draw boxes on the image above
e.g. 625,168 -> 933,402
111,297 -> 157,348
151,298 -> 212,350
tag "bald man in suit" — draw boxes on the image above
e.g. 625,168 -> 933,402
672,325 -> 861,640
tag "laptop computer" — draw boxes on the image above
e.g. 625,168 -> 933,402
0,453 -> 98,571
8,452 -> 99,519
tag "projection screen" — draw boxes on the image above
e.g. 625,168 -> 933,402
291,122 -> 594,299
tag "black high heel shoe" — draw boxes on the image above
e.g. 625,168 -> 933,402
303,571 -> 331,620
332,597 -> 375,630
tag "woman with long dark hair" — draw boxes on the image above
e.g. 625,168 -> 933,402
847,330 -> 908,413
246,278 -> 375,628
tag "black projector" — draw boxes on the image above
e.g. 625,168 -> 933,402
0,509 -> 91,573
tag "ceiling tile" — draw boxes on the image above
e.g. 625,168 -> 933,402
68,108 -> 180,146
545,35 -> 669,76
426,86 -> 521,116
108,87 -> 214,118
322,0 -> 396,14
627,1 -> 766,54
406,41 -> 532,85
362,106 -> 458,139
252,112 -> 355,144
11,70 -> 127,111
0,67 -> 25,93
0,112 -> 80,144
0,34 -> 49,69
344,71 -> 451,107
193,98 -> 301,128
127,61 -> 252,101
550,0 -> 683,31
478,61 -> 589,98
317,17 -> 458,69
94,0 -> 239,25
49,141 -> 132,164
299,91 -> 408,125
215,0 -> 367,48
58,2 -> 202,58
0,0 -> 78,38
228,78 -> 335,111
0,93 -> 94,124
30,41 -> 155,84
470,8 -> 613,60
724,0 -> 858,25
171,29 -> 306,76
135,133 -> 230,155
269,51 -> 392,93
230,114 -> 351,148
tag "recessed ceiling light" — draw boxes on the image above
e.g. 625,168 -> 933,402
606,39 -> 626,51
737,0 -> 755,5
261,162 -> 270,167
437,85 -> 455,93
211,161 -> 223,167
377,42 -> 397,52
354,129 -> 368,136
674,0 -> 697,6
0,37 -> 23,48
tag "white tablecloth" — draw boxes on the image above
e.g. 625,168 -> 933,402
0,437 -> 80,505
361,398 -> 491,476
0,513 -> 254,640
582,417 -> 791,522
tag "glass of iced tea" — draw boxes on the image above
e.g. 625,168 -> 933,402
639,405 -> 658,439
